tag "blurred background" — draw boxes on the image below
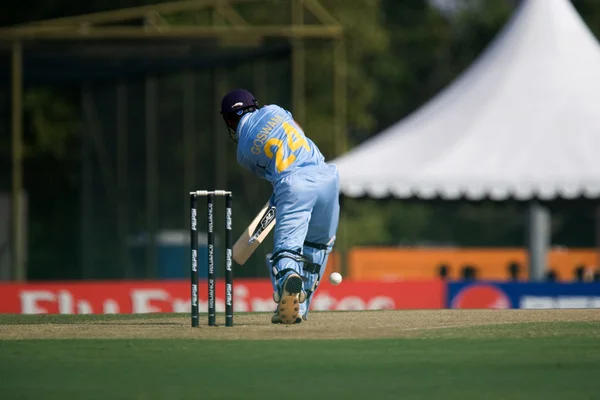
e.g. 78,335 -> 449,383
1,0 -> 600,293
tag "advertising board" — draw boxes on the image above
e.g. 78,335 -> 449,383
0,279 -> 444,314
448,282 -> 600,309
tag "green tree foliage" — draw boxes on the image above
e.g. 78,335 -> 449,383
309,0 -> 390,148
339,0 -> 517,251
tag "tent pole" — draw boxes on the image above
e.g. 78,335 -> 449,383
595,203 -> 600,272
527,201 -> 550,282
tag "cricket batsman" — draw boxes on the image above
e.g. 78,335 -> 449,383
220,88 -> 340,324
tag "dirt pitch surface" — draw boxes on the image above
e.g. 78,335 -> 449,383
2,309 -> 600,340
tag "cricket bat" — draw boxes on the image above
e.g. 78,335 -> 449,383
232,201 -> 276,265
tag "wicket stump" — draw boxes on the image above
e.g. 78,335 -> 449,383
190,190 -> 233,327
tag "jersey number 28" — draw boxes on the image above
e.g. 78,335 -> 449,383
264,122 -> 310,173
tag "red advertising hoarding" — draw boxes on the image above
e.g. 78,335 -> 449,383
0,279 -> 444,314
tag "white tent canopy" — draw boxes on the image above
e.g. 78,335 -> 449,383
334,0 -> 600,201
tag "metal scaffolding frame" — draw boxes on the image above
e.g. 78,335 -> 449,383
0,0 -> 346,281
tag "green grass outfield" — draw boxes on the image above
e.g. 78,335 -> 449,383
1,312 -> 600,400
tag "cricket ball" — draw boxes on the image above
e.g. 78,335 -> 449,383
329,272 -> 343,285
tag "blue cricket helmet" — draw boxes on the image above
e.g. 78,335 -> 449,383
220,89 -> 259,116
220,89 -> 260,142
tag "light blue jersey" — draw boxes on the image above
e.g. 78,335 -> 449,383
236,105 -> 325,183
234,103 -> 339,321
